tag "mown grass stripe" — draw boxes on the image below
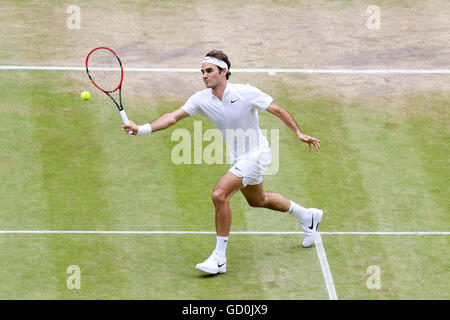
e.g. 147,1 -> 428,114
26,71 -> 132,299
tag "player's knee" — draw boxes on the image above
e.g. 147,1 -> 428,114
211,189 -> 227,205
247,196 -> 267,208
247,200 -> 260,208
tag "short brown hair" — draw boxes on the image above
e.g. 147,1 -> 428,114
205,50 -> 231,80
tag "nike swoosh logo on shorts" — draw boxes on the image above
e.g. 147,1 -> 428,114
218,262 -> 225,268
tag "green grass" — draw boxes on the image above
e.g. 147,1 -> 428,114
0,234 -> 328,299
0,70 -> 448,299
323,234 -> 450,299
0,0 -> 449,301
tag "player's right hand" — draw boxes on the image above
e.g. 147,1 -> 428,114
122,120 -> 138,135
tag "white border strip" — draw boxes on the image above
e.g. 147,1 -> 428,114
0,230 -> 448,235
315,233 -> 338,300
1,65 -> 450,74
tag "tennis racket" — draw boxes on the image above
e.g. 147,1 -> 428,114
85,47 -> 133,134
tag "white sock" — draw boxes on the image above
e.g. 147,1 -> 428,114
215,236 -> 229,257
287,200 -> 310,224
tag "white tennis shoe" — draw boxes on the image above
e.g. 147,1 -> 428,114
297,208 -> 323,248
196,250 -> 227,274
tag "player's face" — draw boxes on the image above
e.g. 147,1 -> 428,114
201,63 -> 226,88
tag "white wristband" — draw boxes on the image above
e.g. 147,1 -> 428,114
137,123 -> 152,136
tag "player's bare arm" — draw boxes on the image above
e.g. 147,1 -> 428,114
122,108 -> 190,135
266,102 -> 321,152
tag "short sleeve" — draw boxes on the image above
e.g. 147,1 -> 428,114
180,93 -> 201,116
245,84 -> 273,111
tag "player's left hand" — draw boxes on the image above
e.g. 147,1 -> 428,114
299,133 -> 321,152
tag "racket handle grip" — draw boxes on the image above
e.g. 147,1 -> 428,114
120,110 -> 133,135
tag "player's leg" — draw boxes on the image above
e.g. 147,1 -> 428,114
211,171 -> 244,236
240,182 -> 323,248
240,182 -> 290,212
196,171 -> 243,274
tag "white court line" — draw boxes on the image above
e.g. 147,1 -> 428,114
0,230 -> 448,234
1,65 -> 450,74
314,233 -> 338,300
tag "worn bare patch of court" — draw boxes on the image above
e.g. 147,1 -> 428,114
1,0 -> 449,103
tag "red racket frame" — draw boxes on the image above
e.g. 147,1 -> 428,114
85,47 -> 124,93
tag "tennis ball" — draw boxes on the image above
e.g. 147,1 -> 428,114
80,91 -> 91,101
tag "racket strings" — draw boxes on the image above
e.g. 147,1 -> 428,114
87,49 -> 122,92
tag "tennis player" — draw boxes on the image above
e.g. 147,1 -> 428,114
123,50 -> 323,275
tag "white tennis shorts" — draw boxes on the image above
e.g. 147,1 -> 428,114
229,147 -> 272,187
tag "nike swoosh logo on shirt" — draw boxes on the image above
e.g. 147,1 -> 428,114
231,99 -> 239,103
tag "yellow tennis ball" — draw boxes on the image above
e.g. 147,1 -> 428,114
80,91 -> 91,101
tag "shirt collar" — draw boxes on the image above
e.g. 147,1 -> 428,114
224,82 -> 231,95
210,82 -> 233,101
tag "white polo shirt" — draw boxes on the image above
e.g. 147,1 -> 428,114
181,82 -> 273,162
